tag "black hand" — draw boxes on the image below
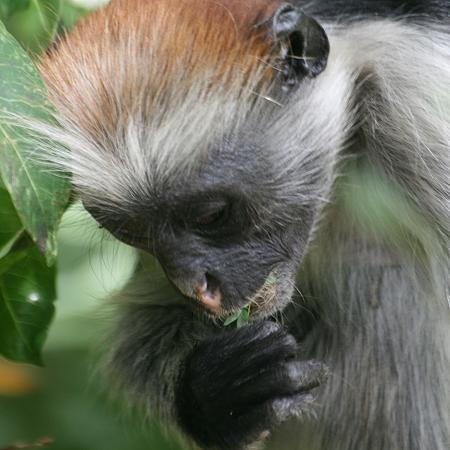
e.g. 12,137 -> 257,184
176,322 -> 328,450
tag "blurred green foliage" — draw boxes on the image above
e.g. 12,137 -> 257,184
0,0 -> 90,55
1,0 -> 61,56
0,2 -> 182,449
0,206 -> 183,450
0,18 -> 70,363
0,0 -> 30,21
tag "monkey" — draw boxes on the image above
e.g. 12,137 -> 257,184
33,0 -> 450,449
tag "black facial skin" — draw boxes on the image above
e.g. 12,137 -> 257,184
89,139 -> 311,317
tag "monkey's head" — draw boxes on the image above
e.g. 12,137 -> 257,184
40,0 -> 353,319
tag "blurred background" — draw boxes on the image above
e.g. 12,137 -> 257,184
0,1 -> 183,449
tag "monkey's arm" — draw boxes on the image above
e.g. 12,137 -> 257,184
108,259 -> 327,450
107,267 -> 208,426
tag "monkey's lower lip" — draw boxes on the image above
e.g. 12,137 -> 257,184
195,294 -> 222,313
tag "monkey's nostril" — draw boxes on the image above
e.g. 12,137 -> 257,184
205,273 -> 220,294
195,273 -> 222,312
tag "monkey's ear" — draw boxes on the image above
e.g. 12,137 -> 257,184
268,3 -> 330,90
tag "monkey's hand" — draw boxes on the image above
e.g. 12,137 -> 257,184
176,322 -> 328,450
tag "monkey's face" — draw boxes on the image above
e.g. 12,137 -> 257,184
86,114 -> 331,319
42,1 -> 351,319
73,5 -> 349,319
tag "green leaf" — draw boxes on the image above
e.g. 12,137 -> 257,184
240,307 -> 250,322
0,182 -> 57,364
224,305 -> 251,328
0,21 -> 70,264
236,306 -> 250,328
0,234 -> 56,365
0,0 -> 30,21
223,312 -> 241,327
3,0 -> 60,56
59,1 -> 88,30
0,185 -> 24,255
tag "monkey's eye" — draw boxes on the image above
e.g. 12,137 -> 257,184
194,208 -> 227,226
188,202 -> 230,231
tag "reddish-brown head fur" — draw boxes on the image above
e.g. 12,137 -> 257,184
40,0 -> 283,143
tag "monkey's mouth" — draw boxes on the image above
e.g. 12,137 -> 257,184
195,268 -> 292,324
187,262 -> 299,325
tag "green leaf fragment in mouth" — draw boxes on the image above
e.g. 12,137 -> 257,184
223,304 -> 251,328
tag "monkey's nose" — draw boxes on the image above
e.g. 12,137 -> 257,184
194,274 -> 222,313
